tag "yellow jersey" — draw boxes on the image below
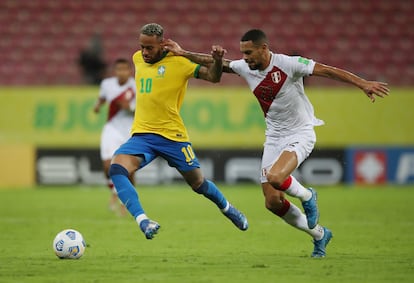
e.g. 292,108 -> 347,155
131,51 -> 200,142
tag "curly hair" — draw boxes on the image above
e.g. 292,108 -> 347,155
140,23 -> 164,40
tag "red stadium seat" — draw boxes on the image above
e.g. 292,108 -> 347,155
0,0 -> 412,85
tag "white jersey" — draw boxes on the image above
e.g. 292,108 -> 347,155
229,53 -> 323,138
99,77 -> 136,137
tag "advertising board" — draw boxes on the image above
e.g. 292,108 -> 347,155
36,148 -> 345,186
346,148 -> 414,185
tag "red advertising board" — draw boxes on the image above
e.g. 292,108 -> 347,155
354,151 -> 387,184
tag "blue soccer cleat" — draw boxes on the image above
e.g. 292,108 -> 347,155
223,204 -> 249,231
139,219 -> 160,240
302,188 -> 319,229
311,227 -> 333,258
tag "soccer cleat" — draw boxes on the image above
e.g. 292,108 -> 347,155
302,188 -> 319,229
311,227 -> 333,258
139,219 -> 160,240
223,204 -> 249,231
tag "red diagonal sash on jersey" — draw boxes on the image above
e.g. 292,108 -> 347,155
107,87 -> 135,121
253,66 -> 287,116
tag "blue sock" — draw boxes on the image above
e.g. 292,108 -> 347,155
109,164 -> 144,218
195,179 -> 228,210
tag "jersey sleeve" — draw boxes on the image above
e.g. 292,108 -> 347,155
278,54 -> 316,79
178,56 -> 201,79
229,59 -> 247,77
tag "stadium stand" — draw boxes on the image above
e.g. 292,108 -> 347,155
0,0 -> 412,85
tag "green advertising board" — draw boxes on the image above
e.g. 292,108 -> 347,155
0,86 -> 412,148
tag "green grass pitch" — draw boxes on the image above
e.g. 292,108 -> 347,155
1,185 -> 413,283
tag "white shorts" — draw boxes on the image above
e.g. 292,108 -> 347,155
260,129 -> 316,183
100,124 -> 131,160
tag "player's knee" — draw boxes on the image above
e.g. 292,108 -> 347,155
111,154 -> 140,172
109,163 -> 129,177
191,177 -> 205,191
266,172 -> 285,189
181,168 -> 205,190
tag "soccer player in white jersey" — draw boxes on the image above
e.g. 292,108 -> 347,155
164,29 -> 389,257
93,58 -> 136,214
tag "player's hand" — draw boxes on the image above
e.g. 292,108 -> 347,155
163,39 -> 184,56
360,81 -> 389,103
211,45 -> 226,61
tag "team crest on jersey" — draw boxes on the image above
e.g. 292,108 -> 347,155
157,65 -> 166,77
271,71 -> 282,84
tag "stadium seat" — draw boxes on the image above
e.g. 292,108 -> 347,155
0,0 -> 412,85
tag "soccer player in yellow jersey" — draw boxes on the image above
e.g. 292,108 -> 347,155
109,23 -> 248,239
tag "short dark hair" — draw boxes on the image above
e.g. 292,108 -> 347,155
140,23 -> 164,40
241,29 -> 268,45
114,58 -> 130,66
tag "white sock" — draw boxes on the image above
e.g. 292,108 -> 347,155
281,202 -> 324,240
135,214 -> 148,226
284,176 -> 312,202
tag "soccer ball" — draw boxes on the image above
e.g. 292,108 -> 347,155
52,229 -> 86,259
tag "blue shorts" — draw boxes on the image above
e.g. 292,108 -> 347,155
114,133 -> 200,172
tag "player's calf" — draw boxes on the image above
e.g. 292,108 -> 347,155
262,183 -> 289,216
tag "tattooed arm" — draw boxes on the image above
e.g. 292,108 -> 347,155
164,39 -> 235,73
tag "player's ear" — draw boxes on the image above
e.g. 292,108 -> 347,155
160,37 -> 167,45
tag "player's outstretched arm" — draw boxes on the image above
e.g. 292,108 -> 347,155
164,39 -> 214,65
312,63 -> 390,103
163,39 -> 235,74
93,98 -> 105,113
